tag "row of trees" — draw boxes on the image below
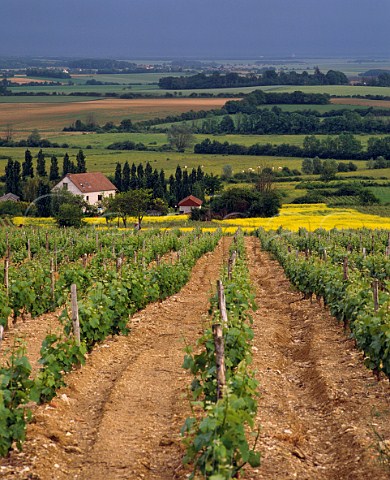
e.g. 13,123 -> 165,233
158,69 -> 348,90
194,109 -> 390,136
194,134 -> 390,160
3,149 -> 87,199
362,72 -> 390,87
301,158 -> 357,181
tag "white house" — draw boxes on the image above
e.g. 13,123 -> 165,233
53,172 -> 116,206
178,195 -> 203,214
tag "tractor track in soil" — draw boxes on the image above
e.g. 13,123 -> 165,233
244,237 -> 390,480
0,237 -> 231,480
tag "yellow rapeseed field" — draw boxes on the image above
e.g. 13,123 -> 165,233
213,204 -> 390,231
11,205 -> 390,231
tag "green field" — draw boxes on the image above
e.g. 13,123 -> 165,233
44,131 -> 390,150
0,146 -> 307,177
256,85 -> 390,97
11,82 -> 390,99
1,143 -> 388,180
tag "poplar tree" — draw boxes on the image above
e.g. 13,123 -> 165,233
145,162 -> 153,189
130,163 -> 137,190
5,159 -> 22,196
122,161 -> 130,192
62,153 -> 71,176
49,155 -> 60,181
36,149 -> 47,177
76,149 -> 87,173
22,149 -> 34,180
114,163 -> 122,191
137,163 -> 144,188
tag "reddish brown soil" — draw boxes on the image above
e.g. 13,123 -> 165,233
0,310 -> 63,374
331,97 -> 390,109
244,237 -> 389,480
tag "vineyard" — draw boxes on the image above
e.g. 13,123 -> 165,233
0,227 -> 389,479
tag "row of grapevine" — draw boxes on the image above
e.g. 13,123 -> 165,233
0,228 -> 222,456
1,228 -> 198,327
256,227 -> 390,378
182,232 -> 260,479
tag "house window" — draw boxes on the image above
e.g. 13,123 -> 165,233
98,194 -> 103,201
63,182 -> 68,190
86,196 -> 89,201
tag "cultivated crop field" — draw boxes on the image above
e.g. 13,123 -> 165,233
0,226 -> 388,479
0,97 -> 230,135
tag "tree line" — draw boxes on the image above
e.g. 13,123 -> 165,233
194,109 -> 390,136
112,161 -> 222,207
3,148 -> 87,201
194,134 -> 390,160
158,69 -> 348,90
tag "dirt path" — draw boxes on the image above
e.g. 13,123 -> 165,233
0,237 -> 230,480
245,237 -> 390,480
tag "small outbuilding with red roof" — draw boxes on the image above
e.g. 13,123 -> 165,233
178,195 -> 203,214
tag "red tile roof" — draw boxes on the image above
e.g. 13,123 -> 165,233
178,195 -> 203,207
66,173 -> 116,193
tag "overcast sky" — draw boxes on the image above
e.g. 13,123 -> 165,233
1,0 -> 389,59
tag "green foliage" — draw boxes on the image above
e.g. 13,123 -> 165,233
106,188 -> 152,228
211,187 -> 281,218
31,334 -> 86,404
358,189 -> 380,205
167,124 -> 195,152
182,233 -> 260,478
56,203 -> 84,227
0,342 -> 33,456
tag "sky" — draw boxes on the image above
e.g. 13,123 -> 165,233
1,0 -> 389,59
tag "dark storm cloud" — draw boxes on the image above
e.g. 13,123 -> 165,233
1,0 -> 389,57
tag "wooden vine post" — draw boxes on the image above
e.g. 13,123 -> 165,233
217,280 -> 228,325
213,280 -> 228,400
71,284 -> 81,346
27,239 -> 31,260
212,323 -> 226,400
0,325 -> 3,351
50,258 -> 55,301
343,257 -> 349,281
227,251 -> 237,281
372,279 -> 379,312
4,258 -> 9,296
116,256 -> 123,275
